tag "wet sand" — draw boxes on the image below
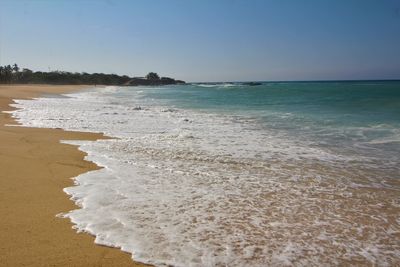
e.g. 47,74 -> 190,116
0,85 -> 147,266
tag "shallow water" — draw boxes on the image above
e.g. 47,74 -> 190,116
9,81 -> 400,266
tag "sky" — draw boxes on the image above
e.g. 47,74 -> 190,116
0,0 -> 399,82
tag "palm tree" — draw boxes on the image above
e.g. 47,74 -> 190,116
12,63 -> 19,73
4,65 -> 13,83
0,66 -> 4,82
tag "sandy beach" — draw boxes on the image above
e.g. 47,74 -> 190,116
0,85 -> 146,266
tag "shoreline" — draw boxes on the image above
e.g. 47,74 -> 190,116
0,85 -> 147,266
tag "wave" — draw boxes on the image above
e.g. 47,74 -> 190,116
193,83 -> 240,88
9,85 -> 400,266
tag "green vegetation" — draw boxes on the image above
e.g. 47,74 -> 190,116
145,72 -> 160,81
0,64 -> 185,86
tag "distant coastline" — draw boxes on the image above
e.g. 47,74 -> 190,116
1,64 -> 398,87
124,72 -> 185,86
0,64 -> 185,86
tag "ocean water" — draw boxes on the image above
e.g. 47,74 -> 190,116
9,81 -> 400,266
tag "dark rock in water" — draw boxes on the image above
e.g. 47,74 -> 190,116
243,82 -> 262,86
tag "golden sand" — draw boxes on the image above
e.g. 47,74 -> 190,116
0,85 -> 148,267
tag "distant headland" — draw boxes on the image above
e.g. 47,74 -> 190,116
125,72 -> 185,86
0,64 -> 185,86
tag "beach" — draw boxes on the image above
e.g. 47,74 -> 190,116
2,0 -> 399,265
9,82 -> 398,266
2,83 -> 399,266
0,85 -> 146,267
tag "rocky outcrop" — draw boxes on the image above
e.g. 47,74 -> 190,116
125,73 -> 185,86
242,82 -> 262,86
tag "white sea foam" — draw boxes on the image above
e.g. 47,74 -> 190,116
194,83 -> 238,88
8,86 -> 400,266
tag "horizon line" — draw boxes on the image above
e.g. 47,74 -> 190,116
191,78 -> 400,84
2,63 -> 399,84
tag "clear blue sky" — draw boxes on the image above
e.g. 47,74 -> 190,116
1,0 -> 399,82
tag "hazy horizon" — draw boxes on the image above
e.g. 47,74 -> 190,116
1,0 -> 400,82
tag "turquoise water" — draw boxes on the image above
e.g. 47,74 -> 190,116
135,80 -> 400,167
11,81 -> 400,265
137,81 -> 400,122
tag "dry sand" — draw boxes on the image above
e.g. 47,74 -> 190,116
0,85 -> 148,266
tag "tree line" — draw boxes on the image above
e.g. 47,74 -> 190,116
0,64 -> 132,85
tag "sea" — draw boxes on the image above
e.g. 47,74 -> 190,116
9,81 -> 400,266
